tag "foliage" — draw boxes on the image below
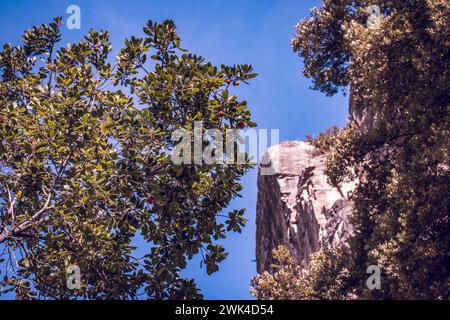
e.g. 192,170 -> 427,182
255,0 -> 449,299
306,125 -> 340,156
0,18 -> 257,299
251,246 -> 354,300
251,246 -> 313,300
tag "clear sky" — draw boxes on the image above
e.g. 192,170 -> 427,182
0,0 -> 349,299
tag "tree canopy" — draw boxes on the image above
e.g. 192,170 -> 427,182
0,18 -> 257,299
254,0 -> 449,299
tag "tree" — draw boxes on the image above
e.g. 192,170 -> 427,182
254,0 -> 449,299
251,246 -> 312,300
251,246 -> 353,300
0,17 -> 257,299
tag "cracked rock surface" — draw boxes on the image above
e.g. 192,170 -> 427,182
256,141 -> 354,273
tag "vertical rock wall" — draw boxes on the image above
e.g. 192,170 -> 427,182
256,141 -> 354,273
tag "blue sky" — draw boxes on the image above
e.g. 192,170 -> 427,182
0,0 -> 349,299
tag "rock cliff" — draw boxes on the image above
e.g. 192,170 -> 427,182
256,141 -> 354,273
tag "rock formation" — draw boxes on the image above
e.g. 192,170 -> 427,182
256,141 -> 355,273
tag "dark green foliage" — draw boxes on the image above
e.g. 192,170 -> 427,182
0,18 -> 257,299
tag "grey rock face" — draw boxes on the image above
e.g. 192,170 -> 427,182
256,141 -> 354,273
